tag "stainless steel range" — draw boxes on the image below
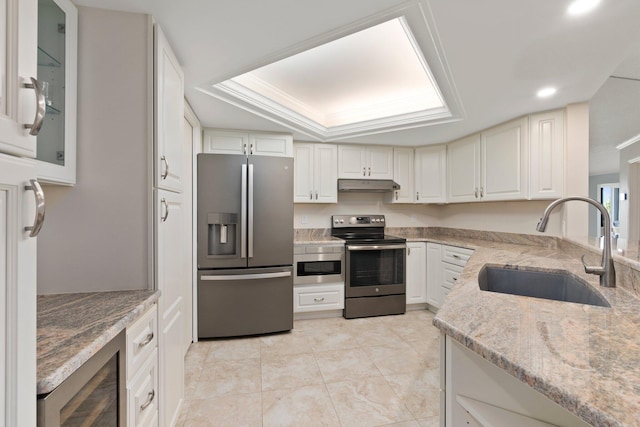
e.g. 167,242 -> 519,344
331,215 -> 406,319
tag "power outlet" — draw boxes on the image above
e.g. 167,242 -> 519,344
301,215 -> 309,225
411,215 -> 417,223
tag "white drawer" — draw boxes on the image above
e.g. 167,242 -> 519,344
294,283 -> 344,313
443,263 -> 464,289
127,349 -> 158,427
126,304 -> 158,382
442,245 -> 474,267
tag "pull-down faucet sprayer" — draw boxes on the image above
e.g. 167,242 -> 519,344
536,196 -> 615,288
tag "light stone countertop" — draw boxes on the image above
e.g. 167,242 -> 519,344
37,290 -> 160,395
404,230 -> 640,427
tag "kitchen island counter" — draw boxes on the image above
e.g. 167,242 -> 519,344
37,290 -> 159,394
394,228 -> 640,427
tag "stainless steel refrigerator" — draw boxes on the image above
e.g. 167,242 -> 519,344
197,153 -> 294,338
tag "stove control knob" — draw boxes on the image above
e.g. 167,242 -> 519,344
339,219 -> 344,223
380,218 -> 385,222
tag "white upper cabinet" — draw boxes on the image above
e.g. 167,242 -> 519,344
0,0 -> 38,157
448,117 -> 528,202
415,145 -> 447,203
155,25 -> 184,193
447,134 -> 481,203
529,109 -> 564,199
203,129 -> 293,157
35,0 -> 77,185
338,145 -> 393,179
294,142 -> 337,203
387,147 -> 414,203
480,117 -> 528,201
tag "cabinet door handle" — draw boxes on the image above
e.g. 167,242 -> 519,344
408,247 -> 411,256
160,155 -> 169,180
416,192 -> 420,201
480,187 -> 484,197
315,191 -> 318,200
24,179 -> 45,237
23,77 -> 46,135
137,332 -> 154,349
396,191 -> 398,201
161,198 -> 169,222
368,167 -> 371,176
362,167 -> 366,176
474,187 -> 479,198
309,191 -> 313,200
313,297 -> 325,302
250,143 -> 254,155
140,390 -> 155,411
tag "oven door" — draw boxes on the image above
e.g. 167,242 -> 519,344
345,244 -> 406,297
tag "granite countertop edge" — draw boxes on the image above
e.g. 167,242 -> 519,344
37,290 -> 160,395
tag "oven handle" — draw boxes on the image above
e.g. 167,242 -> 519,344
346,244 -> 407,251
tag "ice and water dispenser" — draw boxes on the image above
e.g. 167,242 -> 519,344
207,213 -> 238,256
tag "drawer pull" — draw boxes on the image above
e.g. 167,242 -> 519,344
452,254 -> 461,259
453,277 -> 458,281
138,332 -> 154,349
313,297 -> 325,302
140,390 -> 155,411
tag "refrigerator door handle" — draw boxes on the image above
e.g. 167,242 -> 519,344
241,163 -> 247,258
201,271 -> 292,281
248,163 -> 254,258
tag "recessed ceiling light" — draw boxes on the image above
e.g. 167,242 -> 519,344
567,0 -> 600,16
537,87 -> 557,98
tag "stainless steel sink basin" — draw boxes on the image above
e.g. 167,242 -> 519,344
478,265 -> 610,307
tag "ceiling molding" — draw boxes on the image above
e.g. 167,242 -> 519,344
616,132 -> 640,150
195,0 -> 465,141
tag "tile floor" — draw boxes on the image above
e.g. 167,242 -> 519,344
178,309 -> 440,427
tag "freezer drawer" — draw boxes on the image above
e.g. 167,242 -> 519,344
198,267 -> 293,338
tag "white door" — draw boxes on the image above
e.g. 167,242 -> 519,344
367,146 -> 394,179
293,143 -> 314,202
426,243 -> 442,308
481,117 -> 528,201
390,147 -> 414,203
448,134 -> 481,203
338,145 -> 366,178
314,143 -> 338,203
406,242 -> 427,304
0,154 -> 38,427
155,25 -> 184,193
0,0 -> 38,157
415,145 -> 447,203
156,188 -> 185,427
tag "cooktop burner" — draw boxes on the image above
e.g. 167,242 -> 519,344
330,215 -> 406,244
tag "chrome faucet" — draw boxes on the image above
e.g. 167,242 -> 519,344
536,196 -> 615,288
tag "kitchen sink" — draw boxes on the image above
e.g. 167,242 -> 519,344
478,265 -> 610,307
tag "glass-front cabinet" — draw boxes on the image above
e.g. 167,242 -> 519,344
36,0 -> 76,184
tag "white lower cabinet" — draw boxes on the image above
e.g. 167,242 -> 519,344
406,242 -> 427,305
444,336 -> 591,427
127,304 -> 159,427
294,283 -> 344,313
426,243 -> 473,310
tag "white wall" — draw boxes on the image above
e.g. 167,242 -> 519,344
294,194 -> 562,235
563,102 -> 590,239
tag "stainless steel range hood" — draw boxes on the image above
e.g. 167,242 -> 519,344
338,179 -> 400,192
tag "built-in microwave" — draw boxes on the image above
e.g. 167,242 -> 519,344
294,244 -> 344,285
